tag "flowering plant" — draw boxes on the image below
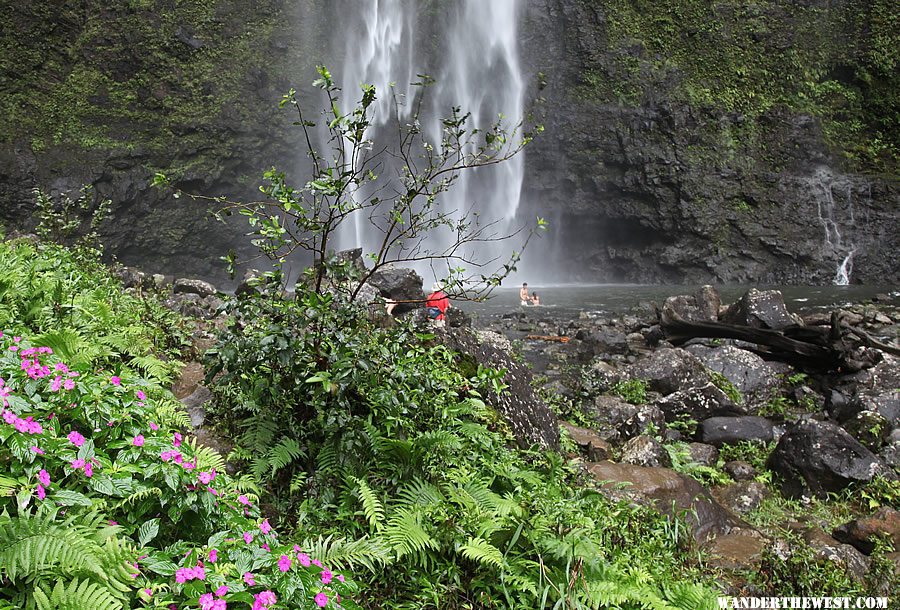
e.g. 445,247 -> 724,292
0,332 -> 359,609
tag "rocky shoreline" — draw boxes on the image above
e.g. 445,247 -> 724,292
117,259 -> 899,594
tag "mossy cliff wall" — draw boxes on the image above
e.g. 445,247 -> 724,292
0,0 -> 329,280
1,0 -> 897,284
520,0 -> 898,284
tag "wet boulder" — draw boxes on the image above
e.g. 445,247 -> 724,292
687,442 -> 719,467
620,435 -> 671,468
366,265 -> 425,314
660,285 -> 720,323
560,422 -> 612,461
700,416 -> 774,447
833,507 -> 900,555
722,288 -> 799,330
768,420 -> 895,498
685,344 -> 787,410
174,278 -> 218,298
714,481 -> 770,515
802,529 -> 871,583
723,460 -> 757,481
626,348 -> 710,395
654,381 -> 744,424
587,461 -> 745,541
587,395 -> 665,442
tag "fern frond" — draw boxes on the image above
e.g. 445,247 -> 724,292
458,537 -> 504,568
354,477 -> 385,531
299,534 -> 391,572
33,577 -> 124,610
382,507 -> 438,563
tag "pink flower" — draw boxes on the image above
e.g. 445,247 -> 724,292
175,568 -> 190,583
132,435 -> 145,447
261,543 -> 270,552
312,558 -> 322,567
259,519 -> 272,534
199,593 -> 216,610
211,601 -> 226,610
320,567 -> 332,584
63,379 -> 75,390
137,390 -> 147,400
30,446 -> 44,455
197,470 -> 215,485
50,376 -> 62,391
243,572 -> 255,586
173,432 -> 182,447
255,591 -> 276,607
208,549 -> 218,563
243,531 -> 253,544
83,462 -> 93,477
67,430 -> 85,447
71,458 -> 85,469
54,362 -> 68,372
192,566 -> 206,580
38,469 -> 50,486
278,554 -> 291,572
35,484 -> 46,500
238,494 -> 251,506
143,588 -> 152,597
110,375 -> 121,386
215,585 -> 228,597
314,592 -> 328,607
149,421 -> 158,431
298,552 -> 311,567
337,573 -> 345,582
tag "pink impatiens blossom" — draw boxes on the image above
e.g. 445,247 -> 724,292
50,376 -> 62,391
298,552 -> 311,567
67,430 -> 85,447
253,591 -> 277,609
38,469 -> 50,486
243,531 -> 253,544
71,458 -> 85,469
238,494 -> 251,506
197,470 -> 215,485
30,446 -> 44,455
110,375 -> 121,386
199,593 -> 216,610
215,585 -> 228,597
278,554 -> 292,572
35,484 -> 46,500
149,421 -> 158,431
173,432 -> 182,447
243,572 -> 256,586
259,519 -> 272,534
137,390 -> 146,400
320,567 -> 333,585
208,548 -> 218,563
63,379 -> 75,390
83,462 -> 93,478
314,592 -> 328,608
312,558 -> 322,567
132,435 -> 145,447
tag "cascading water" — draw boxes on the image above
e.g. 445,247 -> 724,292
809,168 -> 859,285
331,0 -> 526,282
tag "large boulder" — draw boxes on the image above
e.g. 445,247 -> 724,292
768,420 -> 895,498
653,382 -> 744,424
587,395 -> 665,442
684,344 -> 788,409
173,277 -> 218,298
833,507 -> 900,556
620,435 -> 671,468
442,329 -> 559,450
722,288 -> 799,330
700,416 -> 774,447
560,422 -> 612,461
587,461 -> 745,541
366,265 -> 425,314
713,481 -> 770,515
626,348 -> 710,395
660,285 -> 721,323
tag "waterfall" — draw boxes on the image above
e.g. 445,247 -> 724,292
332,0 -> 526,280
809,168 -> 857,285
834,250 -> 854,286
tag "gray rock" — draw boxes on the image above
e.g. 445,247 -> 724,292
714,481 -> 770,515
700,416 -> 774,447
626,348 -> 711,396
768,420 -> 895,498
833,507 -> 900,556
722,289 -> 799,330
842,410 -> 890,451
235,268 -> 264,297
880,442 -> 900,470
620,435 -> 672,468
173,278 -> 218,298
723,460 -> 757,481
685,344 -> 786,409
702,533 -> 767,572
654,382 -> 744,424
802,529 -> 871,583
588,461 -> 746,541
588,395 -> 665,441
367,265 -> 425,314
687,442 -> 719,467
660,285 -> 720,324
561,422 -> 612,461
180,386 -> 212,429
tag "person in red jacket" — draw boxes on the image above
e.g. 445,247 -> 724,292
425,282 -> 450,322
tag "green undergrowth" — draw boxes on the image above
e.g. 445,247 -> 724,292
204,280 -> 720,608
0,238 -> 360,608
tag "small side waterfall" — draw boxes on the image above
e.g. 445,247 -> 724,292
332,0 -> 526,280
809,168 -> 862,285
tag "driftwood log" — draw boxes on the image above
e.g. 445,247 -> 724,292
660,309 -> 900,373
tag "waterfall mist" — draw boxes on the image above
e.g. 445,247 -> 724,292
319,0 -> 536,286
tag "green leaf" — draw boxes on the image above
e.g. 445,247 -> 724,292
137,518 -> 160,547
52,490 -> 93,507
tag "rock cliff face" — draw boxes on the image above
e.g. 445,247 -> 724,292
518,0 -> 899,284
1,0 -> 897,285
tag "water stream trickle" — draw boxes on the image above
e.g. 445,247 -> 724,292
332,0 -> 526,282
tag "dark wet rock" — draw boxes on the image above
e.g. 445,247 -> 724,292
661,285 -> 720,323
587,396 -> 665,442
832,356 -> 900,426
654,382 -> 744,424
802,528 -> 871,583
723,460 -> 757,482
367,266 -> 425,314
561,422 -> 612,461
620,435 -> 671,468
442,329 -> 559,450
687,442 -> 719,467
714,481 -> 770,515
114,266 -> 146,289
587,461 -> 745,541
684,344 -> 787,409
880,442 -> 900,471
769,420 -> 895,498
626,348 -> 710,395
700,416 -> 774,447
173,277 -> 218,298
842,410 -> 891,451
235,268 -> 264,297
579,328 -> 630,357
445,307 -> 472,328
722,289 -> 799,330
703,532 -> 767,572
833,507 -> 900,556
180,386 -> 212,429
